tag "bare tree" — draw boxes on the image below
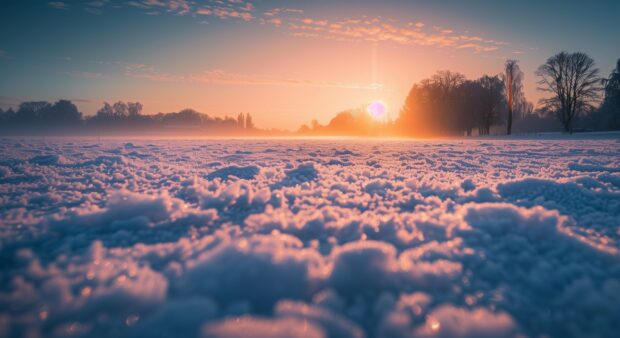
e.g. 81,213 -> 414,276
456,80 -> 484,136
478,75 -> 505,135
501,59 -> 524,135
112,101 -> 129,118
431,70 -> 466,99
127,102 -> 143,118
430,70 -> 466,133
536,52 -> 602,133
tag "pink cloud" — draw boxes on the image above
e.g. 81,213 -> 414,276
271,15 -> 506,53
129,0 -> 255,20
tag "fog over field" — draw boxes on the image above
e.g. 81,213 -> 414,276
1,135 -> 619,338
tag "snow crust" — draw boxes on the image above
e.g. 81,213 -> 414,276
1,136 -> 619,337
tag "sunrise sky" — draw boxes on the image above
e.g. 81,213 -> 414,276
1,0 -> 619,129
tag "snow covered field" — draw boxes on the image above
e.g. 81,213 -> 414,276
1,136 -> 620,338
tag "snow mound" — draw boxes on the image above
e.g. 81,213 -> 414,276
280,163 -> 318,186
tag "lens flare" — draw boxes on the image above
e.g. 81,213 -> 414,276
367,100 -> 387,119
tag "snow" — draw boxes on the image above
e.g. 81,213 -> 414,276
207,165 -> 260,180
1,134 -> 620,338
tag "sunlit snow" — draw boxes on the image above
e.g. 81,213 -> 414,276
1,135 -> 619,338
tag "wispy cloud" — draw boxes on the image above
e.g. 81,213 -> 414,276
124,63 -> 382,90
48,1 -> 69,10
263,8 -> 304,17
126,0 -> 255,20
262,13 -> 506,53
48,0 -> 112,14
45,1 -> 509,54
197,7 -> 254,21
86,0 -> 109,7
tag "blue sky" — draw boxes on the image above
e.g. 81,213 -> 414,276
1,0 -> 619,129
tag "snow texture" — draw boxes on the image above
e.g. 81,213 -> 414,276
1,135 -> 620,338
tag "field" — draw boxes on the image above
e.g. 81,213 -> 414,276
1,135 -> 620,338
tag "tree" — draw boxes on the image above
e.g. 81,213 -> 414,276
431,70 -> 466,98
399,70 -> 466,136
44,100 -> 82,125
163,109 -> 203,126
599,58 -> 620,129
514,99 -> 534,120
431,71 -> 466,132
245,113 -> 254,129
311,119 -> 320,130
455,80 -> 485,136
95,102 -> 115,121
501,59 -> 524,135
127,102 -> 143,118
477,75 -> 505,135
16,101 -> 50,125
536,52 -> 602,133
237,113 -> 245,129
112,101 -> 129,118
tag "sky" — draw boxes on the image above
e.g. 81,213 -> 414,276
0,0 -> 619,130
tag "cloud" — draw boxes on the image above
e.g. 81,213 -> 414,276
67,1 -> 507,53
48,1 -> 69,10
210,8 -> 254,21
263,8 -> 304,17
83,0 -> 110,14
126,0 -> 192,15
86,1 -> 109,8
457,43 -> 498,53
124,63 -> 383,90
127,0 -> 255,20
48,0 -> 112,14
258,13 -> 506,53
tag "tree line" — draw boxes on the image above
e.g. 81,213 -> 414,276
398,52 -> 620,136
298,52 -> 618,137
1,52 -> 619,137
0,101 -> 260,135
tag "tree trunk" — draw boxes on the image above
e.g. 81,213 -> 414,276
507,108 -> 512,135
564,112 -> 573,134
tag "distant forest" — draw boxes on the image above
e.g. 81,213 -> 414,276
0,101 -> 271,136
1,52 -> 619,137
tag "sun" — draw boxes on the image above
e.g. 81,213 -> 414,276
367,100 -> 387,119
